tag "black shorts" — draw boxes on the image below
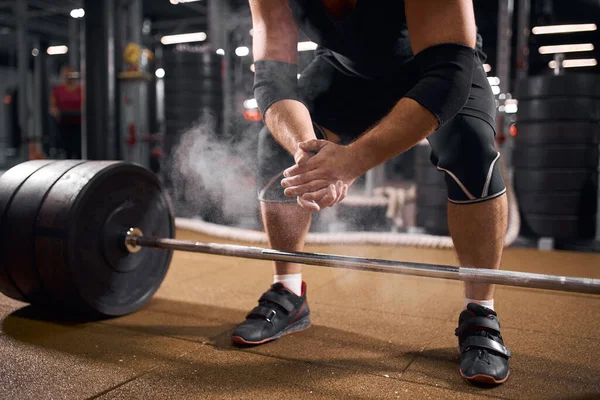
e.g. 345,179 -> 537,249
257,49 -> 501,203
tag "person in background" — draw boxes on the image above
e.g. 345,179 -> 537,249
50,65 -> 83,159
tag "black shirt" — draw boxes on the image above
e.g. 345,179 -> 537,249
289,0 -> 485,78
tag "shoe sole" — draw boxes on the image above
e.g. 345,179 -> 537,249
460,369 -> 510,385
231,315 -> 311,346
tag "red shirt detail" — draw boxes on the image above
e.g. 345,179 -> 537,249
52,84 -> 82,124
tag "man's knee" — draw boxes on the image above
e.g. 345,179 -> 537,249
429,115 -> 506,204
257,122 -> 331,204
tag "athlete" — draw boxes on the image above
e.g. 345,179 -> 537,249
232,0 -> 511,385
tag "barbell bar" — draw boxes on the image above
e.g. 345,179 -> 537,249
124,228 -> 600,295
0,160 -> 598,320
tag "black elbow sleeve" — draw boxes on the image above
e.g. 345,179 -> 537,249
404,43 -> 476,127
253,60 -> 306,116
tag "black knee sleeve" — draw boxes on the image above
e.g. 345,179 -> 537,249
428,115 -> 506,204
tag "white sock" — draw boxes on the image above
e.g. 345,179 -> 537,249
273,273 -> 303,296
464,298 -> 495,311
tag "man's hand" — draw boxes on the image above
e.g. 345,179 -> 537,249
292,145 -> 322,211
281,140 -> 360,209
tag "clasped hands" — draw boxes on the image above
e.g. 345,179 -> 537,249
281,140 -> 360,211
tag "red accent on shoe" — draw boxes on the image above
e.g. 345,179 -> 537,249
290,301 -> 307,324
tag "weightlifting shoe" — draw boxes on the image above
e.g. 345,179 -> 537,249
232,281 -> 311,346
455,303 -> 511,385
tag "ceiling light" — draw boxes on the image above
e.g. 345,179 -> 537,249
483,64 -> 492,73
539,43 -> 594,54
297,41 -> 317,51
216,48 -> 225,55
47,45 -> 68,55
155,68 -> 165,78
160,32 -> 207,45
70,8 -> 85,18
235,46 -> 250,57
549,58 -> 598,69
170,0 -> 202,4
487,76 -> 500,86
32,48 -> 39,57
532,23 -> 597,35
504,99 -> 518,114
243,98 -> 258,109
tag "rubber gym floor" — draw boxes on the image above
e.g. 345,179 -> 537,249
1,228 -> 599,399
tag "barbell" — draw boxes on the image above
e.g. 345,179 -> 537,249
0,160 -> 599,318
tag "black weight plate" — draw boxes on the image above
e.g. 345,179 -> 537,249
517,191 -> 597,215
517,74 -> 600,99
520,213 -> 596,239
514,122 -> 600,145
35,162 -> 175,317
3,160 -> 86,305
512,146 -> 599,168
416,185 -> 447,208
415,164 -> 446,186
514,169 -> 597,192
518,98 -> 600,122
416,206 -> 449,235
0,159 -> 54,301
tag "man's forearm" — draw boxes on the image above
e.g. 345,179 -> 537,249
348,98 -> 439,176
264,99 -> 317,155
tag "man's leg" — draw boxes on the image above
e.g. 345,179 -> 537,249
231,126 -> 317,346
448,193 -> 507,303
262,202 -> 312,290
450,195 -> 511,385
428,113 -> 511,385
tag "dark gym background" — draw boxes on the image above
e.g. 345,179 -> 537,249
0,0 -> 599,249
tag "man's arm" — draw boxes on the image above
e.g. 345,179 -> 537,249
346,0 -> 478,176
249,0 -> 316,155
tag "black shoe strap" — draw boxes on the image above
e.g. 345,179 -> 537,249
455,316 -> 501,337
247,305 -> 278,323
259,291 -> 296,314
459,336 -> 512,358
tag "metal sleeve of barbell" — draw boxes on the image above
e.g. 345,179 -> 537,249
134,237 -> 600,294
459,267 -> 600,294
